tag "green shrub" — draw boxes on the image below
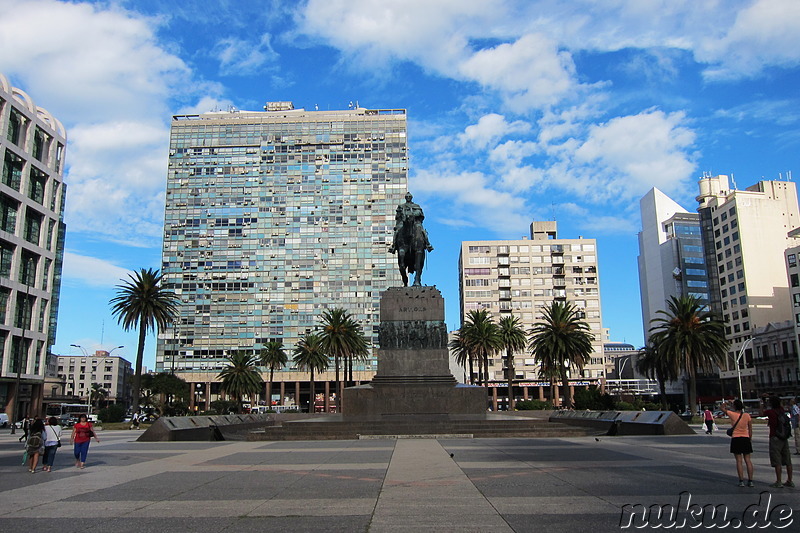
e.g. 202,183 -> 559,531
97,404 -> 126,423
573,386 -> 615,410
210,400 -> 238,415
615,401 -> 636,411
515,399 -> 552,410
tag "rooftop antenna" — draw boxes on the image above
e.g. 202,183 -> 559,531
789,171 -> 793,181
315,104 -> 319,111
348,101 -> 354,109
731,173 -> 737,190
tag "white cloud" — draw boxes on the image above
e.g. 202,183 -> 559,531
61,251 -> 132,288
410,169 -> 530,233
213,33 -> 279,76
459,34 -> 581,111
459,114 -> 531,149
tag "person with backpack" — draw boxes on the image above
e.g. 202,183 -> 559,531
764,395 -> 794,488
70,414 -> 99,469
42,416 -> 63,472
25,418 -> 45,473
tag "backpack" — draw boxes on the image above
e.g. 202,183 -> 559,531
25,432 -> 42,451
775,411 -> 792,440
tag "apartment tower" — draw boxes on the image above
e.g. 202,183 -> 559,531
459,221 -> 603,408
158,102 -> 407,411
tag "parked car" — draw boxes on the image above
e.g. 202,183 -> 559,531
0,413 -> 8,427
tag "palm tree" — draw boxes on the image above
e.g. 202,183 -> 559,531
292,333 -> 330,413
649,295 -> 728,413
259,340 -> 288,405
110,268 -> 178,413
319,308 -> 367,407
634,340 -> 678,410
448,329 -> 474,384
498,315 -> 528,411
89,383 -> 108,411
217,351 -> 263,413
529,301 -> 594,409
461,309 -> 501,387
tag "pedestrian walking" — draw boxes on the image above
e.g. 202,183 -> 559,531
42,416 -> 62,472
130,412 -> 140,430
764,396 -> 794,488
703,407 -> 714,434
721,400 -> 754,487
790,397 -> 800,455
18,416 -> 30,442
70,414 -> 99,469
25,418 -> 45,473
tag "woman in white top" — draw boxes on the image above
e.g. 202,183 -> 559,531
42,416 -> 62,472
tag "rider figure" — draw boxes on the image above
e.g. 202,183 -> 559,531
389,192 -> 433,255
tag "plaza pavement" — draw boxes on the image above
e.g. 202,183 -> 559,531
0,423 -> 797,532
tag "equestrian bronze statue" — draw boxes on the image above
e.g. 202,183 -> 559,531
389,192 -> 434,286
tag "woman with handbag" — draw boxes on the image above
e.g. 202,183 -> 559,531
722,399 -> 754,487
42,416 -> 62,472
70,414 -> 99,469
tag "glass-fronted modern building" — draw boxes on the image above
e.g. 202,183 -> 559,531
0,73 -> 67,420
157,102 -> 407,411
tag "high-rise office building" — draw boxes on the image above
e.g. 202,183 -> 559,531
638,188 -> 710,345
0,73 -> 67,419
158,102 -> 407,410
697,175 -> 800,398
458,221 -> 604,408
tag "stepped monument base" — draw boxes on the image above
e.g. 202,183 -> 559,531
343,286 -> 486,417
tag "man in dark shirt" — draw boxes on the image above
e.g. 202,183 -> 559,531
765,396 -> 794,488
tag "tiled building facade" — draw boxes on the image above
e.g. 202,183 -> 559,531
158,103 -> 407,410
0,73 -> 67,421
458,221 -> 604,408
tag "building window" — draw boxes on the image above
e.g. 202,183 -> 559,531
0,194 -> 18,233
23,209 -> 42,245
0,239 -> 13,278
6,109 -> 22,145
789,254 -> 797,268
28,168 -> 47,204
14,292 -> 33,329
0,287 -> 9,324
2,151 -> 23,190
19,249 -> 38,286
33,128 -> 48,162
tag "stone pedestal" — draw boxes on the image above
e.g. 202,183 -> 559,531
343,286 -> 486,417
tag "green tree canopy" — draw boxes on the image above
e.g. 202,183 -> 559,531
217,351 -> 263,413
109,268 -> 178,412
461,309 -> 502,387
529,300 -> 594,408
498,314 -> 528,410
319,308 -> 369,405
649,295 -> 729,411
260,340 -> 288,402
293,332 -> 330,413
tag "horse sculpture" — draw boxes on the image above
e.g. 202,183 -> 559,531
389,192 -> 433,287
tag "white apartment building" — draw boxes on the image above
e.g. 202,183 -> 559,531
459,221 -> 604,408
57,351 -> 132,407
697,175 -> 800,397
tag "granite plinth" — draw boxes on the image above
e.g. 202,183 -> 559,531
343,286 -> 487,417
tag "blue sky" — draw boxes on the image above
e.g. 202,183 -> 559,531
1,0 -> 799,369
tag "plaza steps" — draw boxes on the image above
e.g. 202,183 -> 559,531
242,414 -> 599,441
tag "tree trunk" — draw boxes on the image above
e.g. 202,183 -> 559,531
334,354 -> 340,410
688,369 -> 698,416
310,368 -> 315,414
507,348 -> 515,411
269,368 -> 274,406
468,355 -> 475,385
131,319 -> 147,414
659,379 -> 668,410
561,370 -> 572,408
482,352 -> 489,388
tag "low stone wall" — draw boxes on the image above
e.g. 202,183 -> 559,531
549,410 -> 695,436
136,413 -> 310,442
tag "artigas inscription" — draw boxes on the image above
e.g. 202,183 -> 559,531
399,306 -> 427,313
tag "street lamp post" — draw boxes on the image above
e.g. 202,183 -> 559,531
108,345 -> 124,355
70,344 -> 89,357
735,338 -> 754,401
